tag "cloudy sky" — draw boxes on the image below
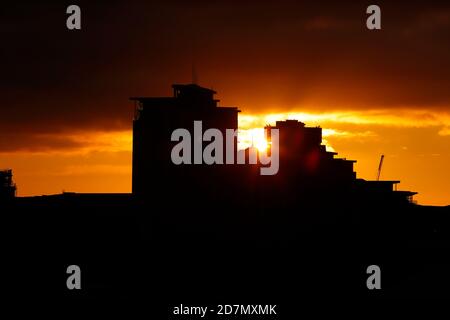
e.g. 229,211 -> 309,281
1,0 -> 449,205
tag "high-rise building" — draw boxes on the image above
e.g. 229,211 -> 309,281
131,84 -> 240,196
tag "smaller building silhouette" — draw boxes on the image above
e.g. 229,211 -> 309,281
0,169 -> 16,200
265,119 -> 356,183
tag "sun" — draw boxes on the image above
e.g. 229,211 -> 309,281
247,128 -> 269,152
238,128 -> 270,152
254,135 -> 269,152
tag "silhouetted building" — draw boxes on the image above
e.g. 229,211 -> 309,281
355,179 -> 417,205
265,119 -> 356,183
130,84 -> 416,205
0,169 -> 16,200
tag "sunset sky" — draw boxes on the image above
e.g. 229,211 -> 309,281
1,1 -> 449,205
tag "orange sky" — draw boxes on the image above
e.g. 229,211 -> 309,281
1,107 -> 449,206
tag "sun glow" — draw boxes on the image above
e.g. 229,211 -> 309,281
238,128 -> 269,151
254,137 -> 269,152
3,109 -> 449,205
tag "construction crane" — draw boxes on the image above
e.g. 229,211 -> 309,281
377,154 -> 384,181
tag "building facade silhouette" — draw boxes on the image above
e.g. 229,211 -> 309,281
131,84 -> 240,197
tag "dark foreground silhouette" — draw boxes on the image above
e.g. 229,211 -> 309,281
3,85 -> 450,314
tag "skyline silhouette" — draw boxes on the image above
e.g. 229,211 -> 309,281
0,84 -> 428,203
3,83 -> 444,207
3,82 -> 450,307
1,1 -> 450,205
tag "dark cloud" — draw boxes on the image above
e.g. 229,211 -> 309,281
1,0 -> 450,151
0,133 -> 86,153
